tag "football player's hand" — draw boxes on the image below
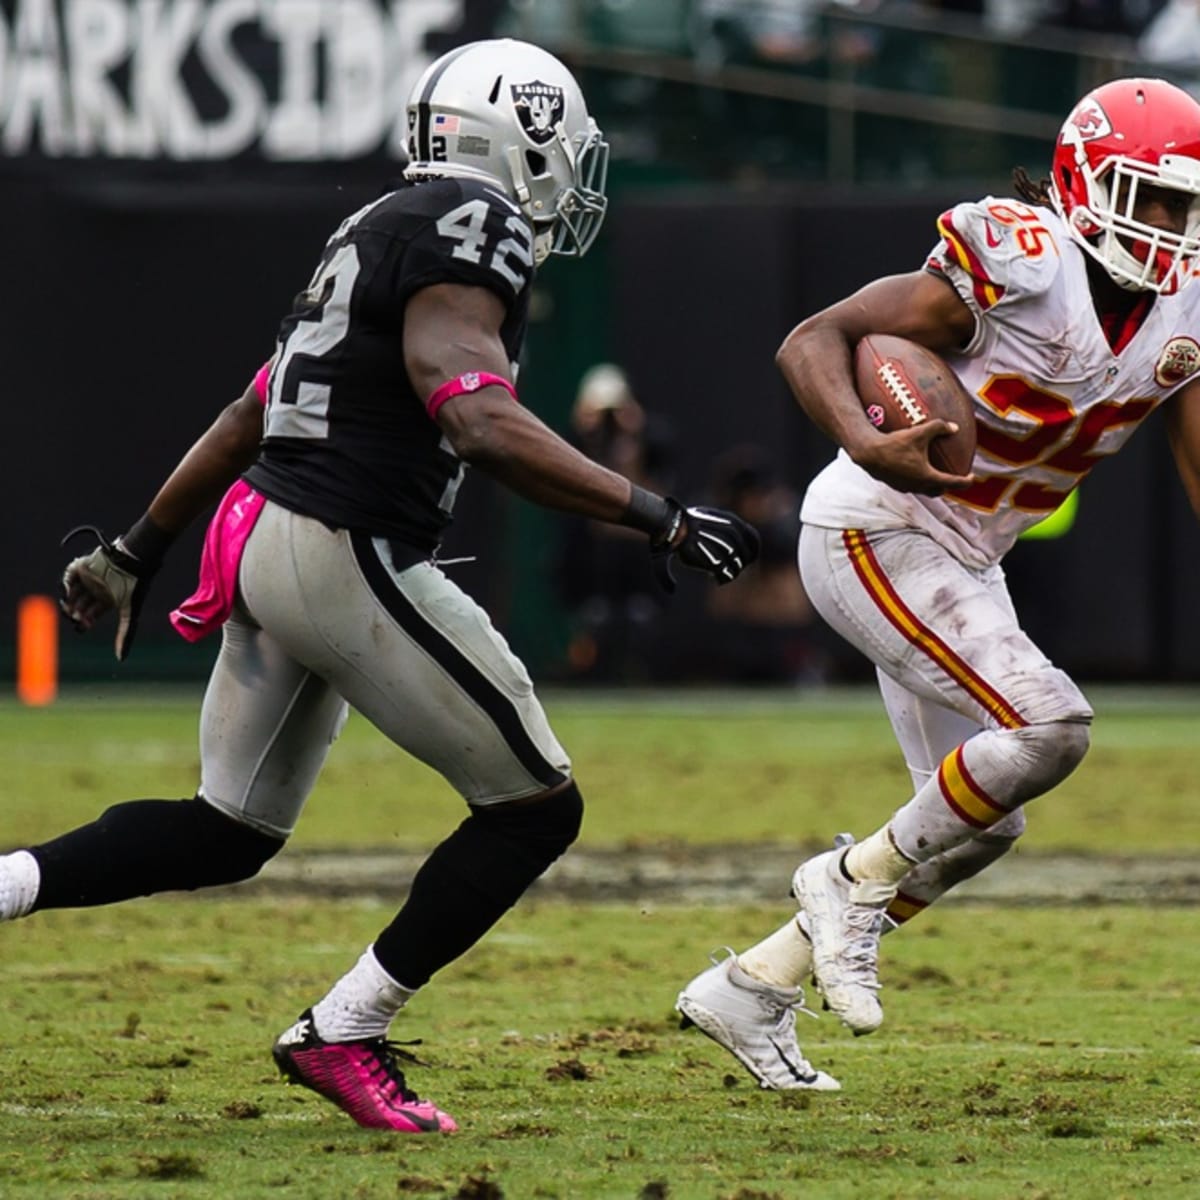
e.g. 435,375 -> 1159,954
851,422 -> 974,497
651,503 -> 761,593
60,526 -> 159,661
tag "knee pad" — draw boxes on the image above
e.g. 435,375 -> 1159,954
474,780 -> 584,868
1006,720 -> 1090,804
185,798 -> 285,886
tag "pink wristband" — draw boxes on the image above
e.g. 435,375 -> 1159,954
426,371 -> 517,419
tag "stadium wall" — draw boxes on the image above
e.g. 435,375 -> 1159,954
4,178 -> 1199,685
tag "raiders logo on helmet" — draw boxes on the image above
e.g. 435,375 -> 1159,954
511,81 -> 565,146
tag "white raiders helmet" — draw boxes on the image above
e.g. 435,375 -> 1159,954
404,39 -> 609,265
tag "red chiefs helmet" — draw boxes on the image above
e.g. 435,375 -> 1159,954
1051,77 -> 1200,295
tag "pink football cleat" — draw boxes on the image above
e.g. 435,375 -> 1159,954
272,1010 -> 458,1133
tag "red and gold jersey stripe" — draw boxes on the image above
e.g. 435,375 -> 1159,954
841,530 -> 1027,730
936,210 -> 1005,311
937,744 -> 1010,829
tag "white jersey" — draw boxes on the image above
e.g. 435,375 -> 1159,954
801,197 -> 1200,567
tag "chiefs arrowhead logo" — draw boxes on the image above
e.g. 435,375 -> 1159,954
1067,99 -> 1112,142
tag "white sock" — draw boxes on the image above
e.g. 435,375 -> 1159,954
310,946 -> 417,1042
736,917 -> 813,990
844,825 -> 913,887
0,851 -> 40,921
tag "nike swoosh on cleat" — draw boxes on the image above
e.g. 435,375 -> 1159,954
769,1039 -> 817,1085
393,1105 -> 443,1133
274,1016 -> 314,1048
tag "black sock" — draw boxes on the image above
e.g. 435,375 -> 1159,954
373,783 -> 584,988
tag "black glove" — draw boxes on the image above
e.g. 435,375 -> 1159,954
60,522 -> 165,661
650,502 -> 761,593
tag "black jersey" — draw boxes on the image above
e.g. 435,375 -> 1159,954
245,177 -> 534,553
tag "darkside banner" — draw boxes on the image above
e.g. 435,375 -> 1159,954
0,0 -> 474,161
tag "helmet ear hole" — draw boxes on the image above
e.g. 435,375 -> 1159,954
525,150 -> 547,177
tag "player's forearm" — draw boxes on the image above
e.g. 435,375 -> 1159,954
777,324 -> 877,457
472,431 -> 635,522
145,393 -> 264,535
482,454 -> 684,549
439,390 -> 629,521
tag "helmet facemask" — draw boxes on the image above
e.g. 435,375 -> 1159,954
1051,78 -> 1200,296
1061,151 -> 1200,294
510,122 -> 609,264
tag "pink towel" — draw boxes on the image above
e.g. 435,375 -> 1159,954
170,480 -> 266,642
253,360 -> 271,404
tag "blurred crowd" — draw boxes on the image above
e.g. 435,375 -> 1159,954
499,0 -> 1200,189
554,364 -> 833,687
687,0 -> 1200,148
694,0 -> 1194,52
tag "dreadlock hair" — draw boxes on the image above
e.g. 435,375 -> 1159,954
1013,167 -> 1052,206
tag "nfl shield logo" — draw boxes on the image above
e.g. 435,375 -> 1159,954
511,80 -> 565,146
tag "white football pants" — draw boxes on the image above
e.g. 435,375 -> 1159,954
799,523 -> 1092,913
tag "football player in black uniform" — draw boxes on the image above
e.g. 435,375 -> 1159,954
11,39 -> 760,1134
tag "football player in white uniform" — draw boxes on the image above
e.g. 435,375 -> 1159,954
677,76 -> 1200,1090
0,40 -> 759,1134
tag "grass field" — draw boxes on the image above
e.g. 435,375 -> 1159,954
8,685 -> 1200,852
2,686 -> 1199,1199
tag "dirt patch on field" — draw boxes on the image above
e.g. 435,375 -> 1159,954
233,844 -> 1200,906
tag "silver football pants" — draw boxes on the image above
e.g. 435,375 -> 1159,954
197,500 -> 570,838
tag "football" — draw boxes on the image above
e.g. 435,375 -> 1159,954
853,334 -> 976,476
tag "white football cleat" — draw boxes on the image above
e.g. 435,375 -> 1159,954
792,847 -> 892,1036
676,950 -> 841,1091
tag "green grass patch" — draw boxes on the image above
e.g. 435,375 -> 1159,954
5,686 -> 1200,1195
6,685 -> 1200,853
2,900 -> 1199,1198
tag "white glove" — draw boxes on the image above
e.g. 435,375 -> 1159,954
60,528 -> 157,661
